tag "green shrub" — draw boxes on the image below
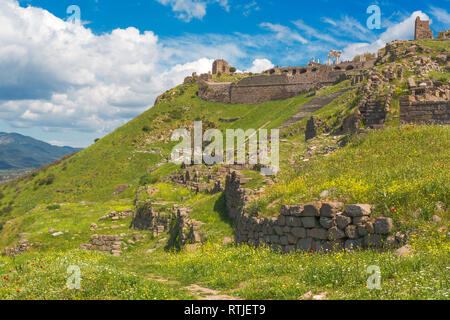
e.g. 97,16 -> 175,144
142,126 -> 151,132
139,174 -> 158,186
46,204 -> 61,210
36,174 -> 55,186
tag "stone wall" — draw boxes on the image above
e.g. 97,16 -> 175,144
198,60 -> 374,105
400,98 -> 450,124
438,30 -> 450,39
225,171 -> 405,253
80,234 -> 124,256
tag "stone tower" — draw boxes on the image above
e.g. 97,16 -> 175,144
414,17 -> 433,40
212,59 -> 232,75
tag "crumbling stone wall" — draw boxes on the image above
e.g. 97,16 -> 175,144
130,201 -> 202,247
80,234 -> 123,256
225,172 -> 405,253
414,17 -> 433,40
199,60 -> 374,105
438,30 -> 450,39
400,98 -> 450,124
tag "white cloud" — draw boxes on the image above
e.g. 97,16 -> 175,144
429,6 -> 450,24
246,58 -> 274,73
0,0 -> 218,134
292,20 -> 339,45
260,22 -> 308,44
341,11 -> 430,61
156,0 -> 229,22
322,15 -> 374,42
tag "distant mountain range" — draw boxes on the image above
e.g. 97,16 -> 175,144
0,132 -> 82,170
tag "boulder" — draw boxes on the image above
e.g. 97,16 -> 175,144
395,245 -> 414,258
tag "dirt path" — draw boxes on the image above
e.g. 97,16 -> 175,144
280,88 -> 352,130
184,284 -> 240,300
146,274 -> 240,300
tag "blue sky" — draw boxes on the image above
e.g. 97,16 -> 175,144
0,0 -> 449,147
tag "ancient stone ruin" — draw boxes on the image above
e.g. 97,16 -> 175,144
198,60 -> 374,105
80,234 -> 124,256
414,17 -> 433,40
225,171 -> 406,253
212,59 -> 233,75
328,50 -> 342,65
130,201 -> 202,248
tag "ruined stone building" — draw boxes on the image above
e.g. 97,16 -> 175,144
414,17 -> 433,40
198,59 -> 374,105
212,59 -> 233,75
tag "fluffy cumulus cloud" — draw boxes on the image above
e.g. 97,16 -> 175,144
246,58 -> 274,73
0,0 -> 219,135
156,0 -> 229,22
341,11 -> 430,60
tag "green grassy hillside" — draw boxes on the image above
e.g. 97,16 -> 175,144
0,40 -> 448,300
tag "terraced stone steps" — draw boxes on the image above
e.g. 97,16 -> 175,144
281,88 -> 353,130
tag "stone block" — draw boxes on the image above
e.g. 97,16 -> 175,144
319,216 -> 334,229
287,234 -> 297,245
345,225 -> 358,239
345,204 -> 371,217
300,217 -> 316,228
336,214 -> 351,229
352,216 -> 369,225
374,217 -> 393,234
301,202 -> 322,216
277,215 -> 286,226
297,238 -> 313,251
286,216 -> 296,227
344,239 -> 362,251
364,234 -> 382,248
270,235 -> 280,244
291,227 -> 306,239
320,201 -> 344,217
308,228 -> 328,240
290,205 -> 304,216
280,235 -> 289,246
357,224 -> 368,237
273,226 -> 283,236
328,227 -> 346,240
